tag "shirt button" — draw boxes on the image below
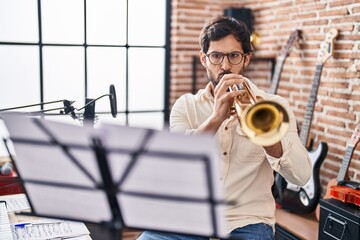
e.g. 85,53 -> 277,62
225,127 -> 228,130
223,152 -> 227,156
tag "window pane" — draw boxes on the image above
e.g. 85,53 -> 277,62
128,112 -> 164,130
97,113 -> 126,127
87,0 -> 127,45
0,45 -> 40,110
87,47 -> 126,113
45,115 -> 82,126
41,0 -> 84,44
128,48 -> 164,111
0,119 -> 12,157
128,0 -> 166,46
42,46 -> 85,110
0,0 -> 39,43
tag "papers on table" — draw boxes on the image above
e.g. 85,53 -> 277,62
0,194 -> 30,213
11,219 -> 90,240
0,201 -> 13,240
0,194 -> 90,240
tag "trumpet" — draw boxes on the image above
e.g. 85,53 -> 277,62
229,81 -> 290,146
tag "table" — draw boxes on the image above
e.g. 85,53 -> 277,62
275,208 -> 319,240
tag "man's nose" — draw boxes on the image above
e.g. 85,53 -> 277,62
221,56 -> 232,70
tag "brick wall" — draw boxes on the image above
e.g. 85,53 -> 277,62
170,0 -> 360,195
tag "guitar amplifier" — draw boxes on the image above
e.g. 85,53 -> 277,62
319,198 -> 360,240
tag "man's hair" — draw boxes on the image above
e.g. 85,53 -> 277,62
199,16 -> 252,54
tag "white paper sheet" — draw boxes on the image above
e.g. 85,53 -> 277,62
11,218 -> 90,240
0,194 -> 30,213
0,202 -> 13,240
1,115 -> 228,238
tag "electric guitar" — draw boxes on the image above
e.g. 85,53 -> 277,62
269,29 -> 301,95
315,122 -> 360,220
273,28 -> 338,214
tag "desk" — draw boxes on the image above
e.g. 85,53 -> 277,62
275,208 -> 319,240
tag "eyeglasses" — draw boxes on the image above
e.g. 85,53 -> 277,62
205,51 -> 246,65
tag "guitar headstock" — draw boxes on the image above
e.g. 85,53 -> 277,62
280,29 -> 302,58
317,28 -> 338,63
349,122 -> 360,147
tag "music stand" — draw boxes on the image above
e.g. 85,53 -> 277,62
1,114 -> 228,240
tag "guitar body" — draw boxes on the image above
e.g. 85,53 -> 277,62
274,141 -> 328,213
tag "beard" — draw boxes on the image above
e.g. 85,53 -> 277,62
206,69 -> 232,88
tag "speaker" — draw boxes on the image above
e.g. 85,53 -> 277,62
224,8 -> 254,33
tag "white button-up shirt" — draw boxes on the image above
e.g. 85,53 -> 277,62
169,78 -> 311,233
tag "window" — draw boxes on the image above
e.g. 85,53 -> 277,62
0,0 -> 170,131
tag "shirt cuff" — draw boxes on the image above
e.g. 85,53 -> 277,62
265,137 -> 293,172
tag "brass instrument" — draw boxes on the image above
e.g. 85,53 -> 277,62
229,80 -> 290,146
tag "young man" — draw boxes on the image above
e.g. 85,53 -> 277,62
138,16 -> 311,240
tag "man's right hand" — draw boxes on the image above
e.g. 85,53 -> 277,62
211,74 -> 247,124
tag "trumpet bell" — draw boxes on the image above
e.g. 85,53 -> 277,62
240,100 -> 290,146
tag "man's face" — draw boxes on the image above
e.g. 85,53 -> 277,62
200,34 -> 250,87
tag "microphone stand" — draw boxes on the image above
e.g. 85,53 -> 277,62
0,99 -> 76,119
75,85 -> 117,128
0,99 -> 75,112
0,84 -> 118,128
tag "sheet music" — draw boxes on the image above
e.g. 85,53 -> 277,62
0,194 -> 30,213
104,124 -> 228,237
0,201 -> 14,240
11,219 -> 90,240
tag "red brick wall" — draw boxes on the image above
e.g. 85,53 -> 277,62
170,0 -> 360,195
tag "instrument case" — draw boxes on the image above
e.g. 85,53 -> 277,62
319,198 -> 360,240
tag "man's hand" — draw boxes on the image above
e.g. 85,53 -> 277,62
211,74 -> 247,124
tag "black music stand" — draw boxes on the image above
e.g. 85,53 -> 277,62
1,114 -> 228,240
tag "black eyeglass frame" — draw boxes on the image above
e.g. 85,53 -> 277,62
204,51 -> 248,65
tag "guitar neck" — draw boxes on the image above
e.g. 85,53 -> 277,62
299,63 -> 324,147
337,146 -> 354,182
269,57 -> 285,95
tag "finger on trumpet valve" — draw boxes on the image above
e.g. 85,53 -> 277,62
230,84 -> 246,96
237,83 -> 244,90
238,90 -> 246,96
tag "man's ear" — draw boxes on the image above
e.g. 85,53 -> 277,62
199,51 -> 207,67
244,54 -> 251,68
